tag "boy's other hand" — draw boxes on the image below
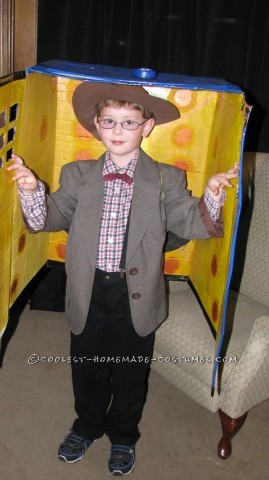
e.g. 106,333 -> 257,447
206,162 -> 239,203
7,154 -> 39,195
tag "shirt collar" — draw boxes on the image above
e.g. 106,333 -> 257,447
103,149 -> 139,179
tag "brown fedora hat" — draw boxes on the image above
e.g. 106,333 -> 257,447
72,82 -> 180,139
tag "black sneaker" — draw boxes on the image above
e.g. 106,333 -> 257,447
108,444 -> 135,476
58,431 -> 94,463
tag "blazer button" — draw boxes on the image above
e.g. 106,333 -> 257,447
132,292 -> 141,300
129,268 -> 138,275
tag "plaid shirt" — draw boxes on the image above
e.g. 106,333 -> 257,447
18,180 -> 47,230
18,155 -> 224,271
96,150 -> 137,272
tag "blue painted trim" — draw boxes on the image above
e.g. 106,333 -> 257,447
26,60 -> 243,93
211,120 -> 248,390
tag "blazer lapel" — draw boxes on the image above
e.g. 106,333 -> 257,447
78,155 -> 105,268
126,150 -> 160,265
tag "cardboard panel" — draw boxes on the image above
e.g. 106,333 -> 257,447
0,76 -> 25,335
189,93 -> 246,329
0,61 -> 249,347
10,73 -> 57,311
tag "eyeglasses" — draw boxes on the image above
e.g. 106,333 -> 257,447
97,117 -> 149,131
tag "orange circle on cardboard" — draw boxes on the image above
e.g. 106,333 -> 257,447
40,116 -> 48,142
172,126 -> 193,147
75,122 -> 94,139
56,243 -> 66,260
168,89 -> 198,113
211,254 -> 218,277
212,300 -> 218,323
66,80 -> 82,106
170,156 -> 195,172
164,257 -> 180,274
10,275 -> 19,298
18,232 -> 26,254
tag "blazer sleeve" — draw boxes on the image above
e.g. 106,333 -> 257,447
43,162 -> 80,232
161,164 -> 224,239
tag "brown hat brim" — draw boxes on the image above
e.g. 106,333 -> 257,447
72,82 -> 180,139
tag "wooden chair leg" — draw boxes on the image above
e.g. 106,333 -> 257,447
218,409 -> 247,459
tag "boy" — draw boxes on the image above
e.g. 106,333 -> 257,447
8,82 -> 238,476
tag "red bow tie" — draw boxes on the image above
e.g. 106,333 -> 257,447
103,173 -> 133,185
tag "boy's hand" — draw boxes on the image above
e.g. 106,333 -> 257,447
206,162 -> 239,203
7,154 -> 39,195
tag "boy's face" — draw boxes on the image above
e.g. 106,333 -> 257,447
94,105 -> 154,165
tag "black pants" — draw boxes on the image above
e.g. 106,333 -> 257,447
70,268 -> 155,446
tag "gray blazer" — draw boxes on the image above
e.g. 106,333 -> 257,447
43,148 -> 223,336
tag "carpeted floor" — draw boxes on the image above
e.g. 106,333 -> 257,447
0,303 -> 268,480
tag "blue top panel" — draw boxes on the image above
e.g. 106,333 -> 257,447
27,60 -> 243,94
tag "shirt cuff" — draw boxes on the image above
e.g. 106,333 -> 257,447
17,180 -> 47,230
17,180 -> 46,206
204,188 -> 226,223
